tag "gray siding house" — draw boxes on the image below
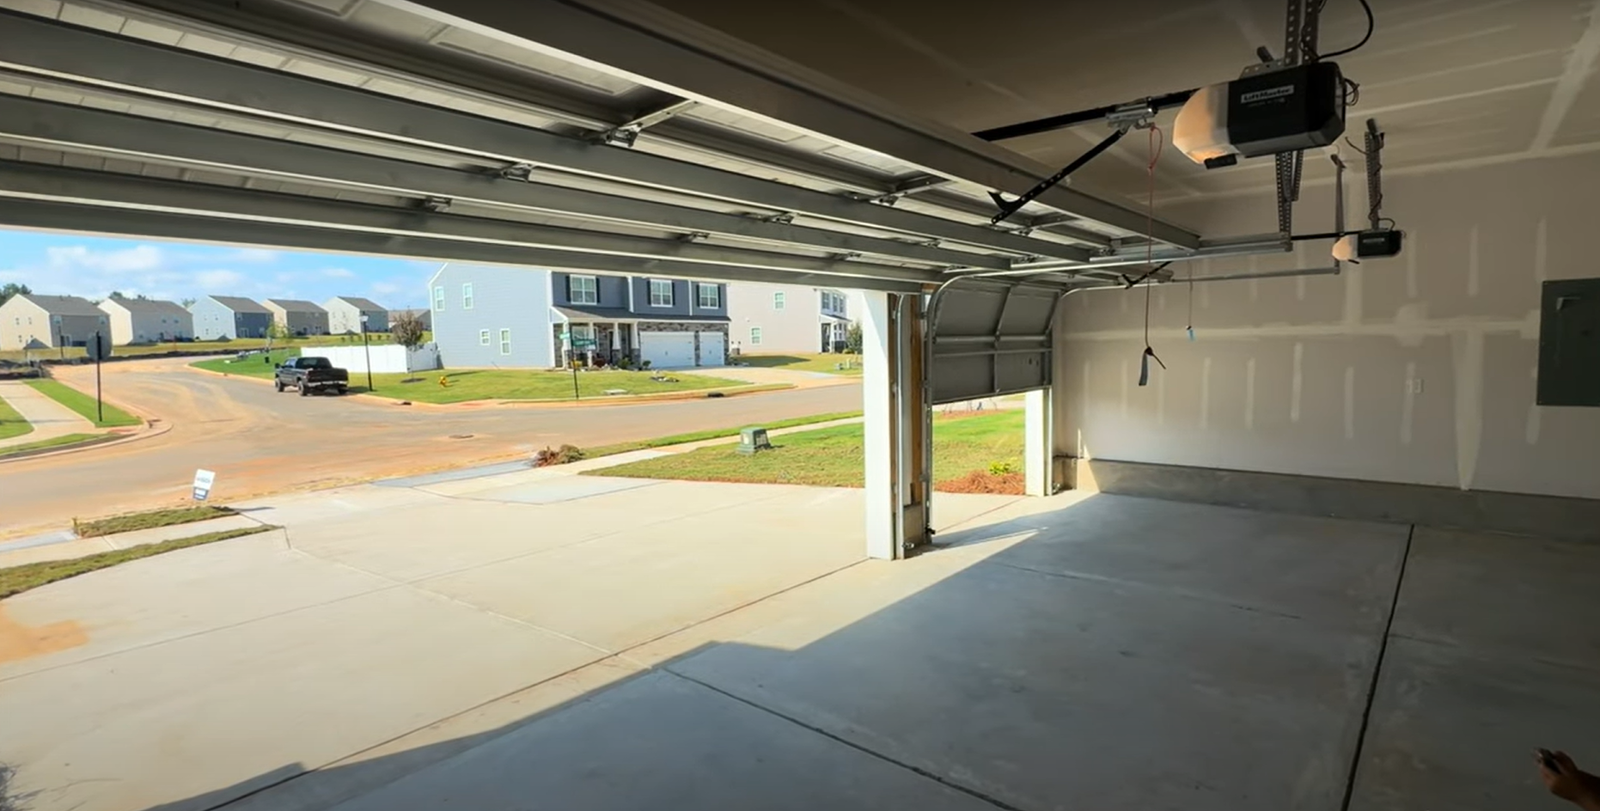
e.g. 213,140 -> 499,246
98,296 -> 194,345
191,296 -> 272,340
429,264 -> 729,369
263,299 -> 329,336
324,296 -> 389,335
429,263 -> 554,369
0,294 -> 110,350
726,282 -> 859,354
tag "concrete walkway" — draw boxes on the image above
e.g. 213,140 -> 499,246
0,514 -> 264,568
0,380 -> 95,450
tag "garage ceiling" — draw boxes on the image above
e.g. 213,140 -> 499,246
0,0 -> 1276,294
648,0 -> 1600,204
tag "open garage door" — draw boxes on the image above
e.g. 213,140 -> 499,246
641,332 -> 696,368
928,283 -> 1060,404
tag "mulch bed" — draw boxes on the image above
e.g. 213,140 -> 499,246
936,470 -> 1025,495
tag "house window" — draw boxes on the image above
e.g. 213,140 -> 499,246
697,283 -> 720,309
479,329 -> 490,346
569,275 -> 598,305
773,291 -> 786,310
750,326 -> 763,346
433,286 -> 445,311
499,328 -> 511,355
462,283 -> 474,310
649,279 -> 674,307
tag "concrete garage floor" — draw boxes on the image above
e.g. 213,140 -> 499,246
2,476 -> 1597,811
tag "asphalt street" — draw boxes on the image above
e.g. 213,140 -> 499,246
0,359 -> 859,537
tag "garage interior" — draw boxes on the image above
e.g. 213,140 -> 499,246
2,0 -> 1600,809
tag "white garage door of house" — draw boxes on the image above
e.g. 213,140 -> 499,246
699,332 -> 726,367
641,332 -> 696,368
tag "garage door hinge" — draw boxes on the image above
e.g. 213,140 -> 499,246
420,196 -> 452,213
497,162 -> 536,181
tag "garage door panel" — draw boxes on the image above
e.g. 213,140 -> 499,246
931,284 -> 1059,403
641,332 -> 696,368
932,355 -> 995,404
699,332 -> 726,366
996,351 -> 1049,393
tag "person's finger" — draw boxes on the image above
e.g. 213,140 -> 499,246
1557,751 -> 1579,771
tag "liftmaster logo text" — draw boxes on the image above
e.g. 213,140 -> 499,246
1240,85 -> 1295,103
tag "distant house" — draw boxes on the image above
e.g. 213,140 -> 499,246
391,308 -> 432,331
0,294 -> 111,351
427,263 -> 728,369
324,296 -> 389,335
190,296 -> 272,340
726,283 -> 862,353
97,296 -> 194,345
263,299 -> 330,336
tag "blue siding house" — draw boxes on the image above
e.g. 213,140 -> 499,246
428,264 -> 729,369
190,295 -> 272,340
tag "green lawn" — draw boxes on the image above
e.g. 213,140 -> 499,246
0,433 -> 110,460
23,379 -> 141,428
192,355 -> 748,403
0,525 -> 275,600
583,411 -> 863,458
361,368 -> 746,404
0,394 -> 32,441
587,410 -> 1023,489
73,505 -> 236,538
191,348 -> 301,379
737,353 -> 863,375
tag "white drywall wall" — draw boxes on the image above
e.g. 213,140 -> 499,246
1055,150 -> 1600,500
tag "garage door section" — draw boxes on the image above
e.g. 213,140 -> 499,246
930,283 -> 1060,404
699,333 -> 727,367
642,332 -> 696,368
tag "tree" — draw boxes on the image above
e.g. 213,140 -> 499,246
844,322 -> 863,355
0,282 -> 31,308
389,310 -> 428,382
180,297 -> 197,308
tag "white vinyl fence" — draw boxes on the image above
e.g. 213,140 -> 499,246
302,343 -> 440,375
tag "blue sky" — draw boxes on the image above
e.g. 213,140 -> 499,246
0,229 -> 437,308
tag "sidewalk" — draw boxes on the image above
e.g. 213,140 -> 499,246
0,380 -> 95,450
0,514 -> 263,568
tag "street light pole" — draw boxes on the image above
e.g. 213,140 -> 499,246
361,313 -> 374,392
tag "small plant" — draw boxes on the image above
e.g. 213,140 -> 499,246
640,359 -> 652,370
988,461 -> 1017,476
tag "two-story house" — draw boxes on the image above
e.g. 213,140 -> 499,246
97,296 -> 194,345
428,263 -> 729,369
263,299 -> 330,336
0,293 -> 111,350
726,283 -> 863,353
323,296 -> 388,335
190,296 -> 272,340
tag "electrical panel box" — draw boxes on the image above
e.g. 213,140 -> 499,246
1537,278 -> 1600,407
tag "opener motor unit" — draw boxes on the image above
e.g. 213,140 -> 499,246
1174,62 -> 1347,168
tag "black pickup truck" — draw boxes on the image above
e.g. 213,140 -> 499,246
274,356 -> 350,396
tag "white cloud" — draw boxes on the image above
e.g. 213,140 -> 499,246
224,248 -> 281,264
46,244 -> 166,274
322,267 -> 356,279
195,269 -> 246,290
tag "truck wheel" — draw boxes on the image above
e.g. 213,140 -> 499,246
299,383 -> 309,397
338,386 -> 348,396
274,379 -> 284,392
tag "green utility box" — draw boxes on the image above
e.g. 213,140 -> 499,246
737,427 -> 773,455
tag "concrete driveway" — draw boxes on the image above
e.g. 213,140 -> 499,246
3,464 -> 1596,811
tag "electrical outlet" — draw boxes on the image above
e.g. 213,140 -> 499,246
1410,378 -> 1425,394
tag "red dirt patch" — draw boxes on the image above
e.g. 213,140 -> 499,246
935,470 -> 1025,495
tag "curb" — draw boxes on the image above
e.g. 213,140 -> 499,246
0,418 -> 174,465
